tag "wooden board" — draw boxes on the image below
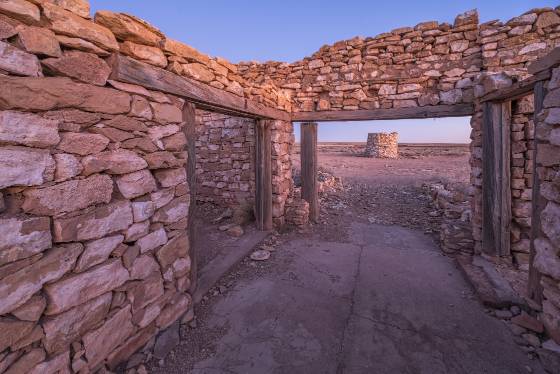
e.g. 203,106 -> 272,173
482,102 -> 511,257
301,122 -> 319,222
183,102 -> 198,291
255,120 -> 273,230
291,104 -> 473,122
480,70 -> 551,103
500,101 -> 512,258
108,54 -> 291,121
528,81 -> 546,304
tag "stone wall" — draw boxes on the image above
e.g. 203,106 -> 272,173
364,132 -> 398,158
271,120 -> 295,226
238,8 -> 559,115
195,111 -> 255,206
533,65 -> 560,345
510,95 -> 535,271
0,1 -> 291,372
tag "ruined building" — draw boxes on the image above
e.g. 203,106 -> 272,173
0,0 -> 559,372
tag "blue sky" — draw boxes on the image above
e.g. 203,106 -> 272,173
90,0 -> 556,142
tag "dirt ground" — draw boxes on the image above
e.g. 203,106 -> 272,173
143,144 -> 543,373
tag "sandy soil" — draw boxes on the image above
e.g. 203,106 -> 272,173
293,143 -> 470,186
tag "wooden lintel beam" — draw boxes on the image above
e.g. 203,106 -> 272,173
480,70 -> 551,103
291,104 -> 473,122
108,54 -> 291,121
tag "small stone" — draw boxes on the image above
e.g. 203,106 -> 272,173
42,50 -> 112,86
150,102 -> 182,124
54,153 -> 82,182
82,149 -> 148,175
250,249 -> 270,261
15,25 -> 61,57
120,41 -> 167,68
227,225 -> 244,237
94,11 -> 163,46
154,168 -> 187,188
512,312 -> 545,334
495,309 -> 513,319
0,0 -> 40,23
75,235 -> 124,272
0,40 -> 41,77
0,216 -> 51,266
116,169 -> 157,199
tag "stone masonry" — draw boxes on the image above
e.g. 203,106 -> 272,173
364,132 -> 399,158
0,0 -> 559,372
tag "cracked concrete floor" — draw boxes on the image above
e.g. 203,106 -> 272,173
153,222 -> 545,374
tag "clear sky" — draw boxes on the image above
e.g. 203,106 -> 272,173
89,0 -> 556,143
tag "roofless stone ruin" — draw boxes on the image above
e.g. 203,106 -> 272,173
0,0 -> 559,372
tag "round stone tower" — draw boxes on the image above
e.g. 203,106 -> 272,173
364,132 -> 399,158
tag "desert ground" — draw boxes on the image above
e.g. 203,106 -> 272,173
147,143 -> 546,374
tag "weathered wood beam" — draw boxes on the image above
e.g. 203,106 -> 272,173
528,81 -> 547,304
480,70 -> 551,103
499,101 -> 511,258
108,54 -> 291,121
182,102 -> 198,291
301,122 -> 319,222
255,119 -> 273,231
528,46 -> 560,74
291,104 -> 473,122
482,102 -> 498,256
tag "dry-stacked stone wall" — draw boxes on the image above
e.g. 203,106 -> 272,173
510,95 -> 535,271
364,132 -> 399,158
271,120 -> 295,226
195,111 -> 255,206
533,64 -> 560,345
0,1 -> 291,372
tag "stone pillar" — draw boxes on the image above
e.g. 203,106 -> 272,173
364,132 -> 399,158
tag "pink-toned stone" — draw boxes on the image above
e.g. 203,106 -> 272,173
162,38 -> 209,64
162,132 -> 187,151
89,125 -> 135,142
0,15 -> 17,39
154,167 -> 187,188
136,228 -> 168,253
116,169 -> 157,199
129,254 -> 159,279
534,238 -> 560,279
83,305 -> 134,367
536,11 -> 560,28
148,125 -> 180,146
10,295 -> 46,321
0,40 -> 41,76
94,11 -> 163,46
172,257 -> 191,278
53,200 -> 133,242
125,221 -> 150,242
130,95 -> 153,120
0,146 -> 54,188
156,293 -> 191,329
156,233 -> 189,269
151,188 -> 175,209
120,41 -> 167,68
75,234 -> 124,272
512,312 -> 544,334
57,132 -> 109,155
153,196 -> 189,224
44,258 -> 129,314
5,348 -> 45,374
542,201 -> 560,245
150,102 -> 183,124
82,149 -> 148,175
0,110 -> 60,148
132,200 -> 156,222
0,77 -> 131,114
11,323 -> 43,350
0,216 -> 51,266
42,50 -> 111,86
0,317 -> 35,351
0,0 -> 40,24
15,25 -> 61,57
47,0 -> 90,18
55,34 -> 110,56
43,293 -> 111,354
106,324 -> 156,369
182,62 -> 215,82
54,153 -> 82,182
42,3 -> 118,51
0,244 -> 82,315
28,351 -> 70,374
132,302 -> 160,328
144,151 -> 184,169
121,136 -> 159,153
22,174 -> 113,215
127,273 -> 164,312
104,114 -> 149,132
